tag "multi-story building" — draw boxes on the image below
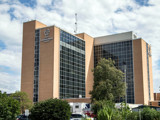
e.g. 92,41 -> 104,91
21,20 -> 153,105
149,93 -> 160,107
21,20 -> 94,103
94,32 -> 154,104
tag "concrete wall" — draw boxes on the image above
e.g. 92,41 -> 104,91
53,26 -> 60,98
76,33 -> 94,98
133,39 -> 144,104
150,101 -> 160,107
64,98 -> 91,103
95,31 -> 135,45
21,20 -> 47,101
133,39 -> 154,105
39,26 -> 54,101
154,93 -> 160,100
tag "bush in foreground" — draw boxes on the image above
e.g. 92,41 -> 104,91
30,98 -> 71,120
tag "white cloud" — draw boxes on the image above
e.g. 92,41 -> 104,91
0,50 -> 21,71
0,72 -> 20,93
0,0 -> 160,93
37,0 -> 53,6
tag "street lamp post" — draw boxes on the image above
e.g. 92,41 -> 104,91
124,64 -> 127,105
123,62 -> 127,120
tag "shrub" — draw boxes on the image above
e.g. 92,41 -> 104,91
97,106 -> 114,120
127,107 -> 160,120
92,100 -> 114,115
127,112 -> 139,120
30,98 -> 71,120
119,102 -> 131,120
141,107 -> 159,120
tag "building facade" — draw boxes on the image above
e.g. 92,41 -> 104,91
21,20 -> 153,105
94,32 -> 154,104
149,93 -> 160,107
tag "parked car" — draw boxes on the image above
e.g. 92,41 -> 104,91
16,114 -> 30,120
70,113 -> 94,120
70,113 -> 85,120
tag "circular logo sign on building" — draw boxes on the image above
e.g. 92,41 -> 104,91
41,28 -> 53,42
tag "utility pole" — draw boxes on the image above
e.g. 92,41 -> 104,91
139,109 -> 141,120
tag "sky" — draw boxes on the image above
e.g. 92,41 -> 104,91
0,0 -> 160,93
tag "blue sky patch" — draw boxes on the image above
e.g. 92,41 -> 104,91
115,6 -> 133,13
0,66 -> 19,75
8,8 -> 17,21
115,8 -> 123,13
19,0 -> 37,8
158,61 -> 160,69
127,6 -> 133,11
135,0 -> 151,6
0,40 -> 6,51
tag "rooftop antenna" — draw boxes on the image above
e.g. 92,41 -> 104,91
74,13 -> 78,33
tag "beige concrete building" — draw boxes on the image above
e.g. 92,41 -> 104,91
21,20 -> 94,102
149,93 -> 160,107
21,20 -> 153,105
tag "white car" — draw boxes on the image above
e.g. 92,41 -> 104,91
70,113 -> 85,120
70,114 -> 94,120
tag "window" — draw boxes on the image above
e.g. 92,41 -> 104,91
59,30 -> 85,99
33,30 -> 40,102
150,102 -> 152,106
75,105 -> 79,108
94,40 -> 134,103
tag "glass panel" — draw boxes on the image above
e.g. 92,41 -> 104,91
59,30 -> 85,99
94,40 -> 134,103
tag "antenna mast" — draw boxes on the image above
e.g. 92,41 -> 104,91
74,13 -> 78,33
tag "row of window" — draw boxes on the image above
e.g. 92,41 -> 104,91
60,91 -> 85,94
95,41 -> 132,47
60,74 -> 85,78
60,65 -> 85,71
60,30 -> 85,99
146,43 -> 151,100
60,60 -> 85,68
33,30 -> 40,102
60,38 -> 85,50
60,51 -> 85,58
60,94 -> 85,99
94,40 -> 135,103
60,57 -> 85,64
60,71 -> 85,76
60,31 -> 85,51
60,81 -> 85,85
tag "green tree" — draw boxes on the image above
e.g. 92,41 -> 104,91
11,91 -> 32,113
0,91 -> 20,120
127,112 -> 139,120
90,58 -> 125,102
141,107 -> 160,120
30,98 -> 71,120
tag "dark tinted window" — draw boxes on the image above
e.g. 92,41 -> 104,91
94,40 -> 134,103
71,114 -> 82,118
60,30 -> 85,99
